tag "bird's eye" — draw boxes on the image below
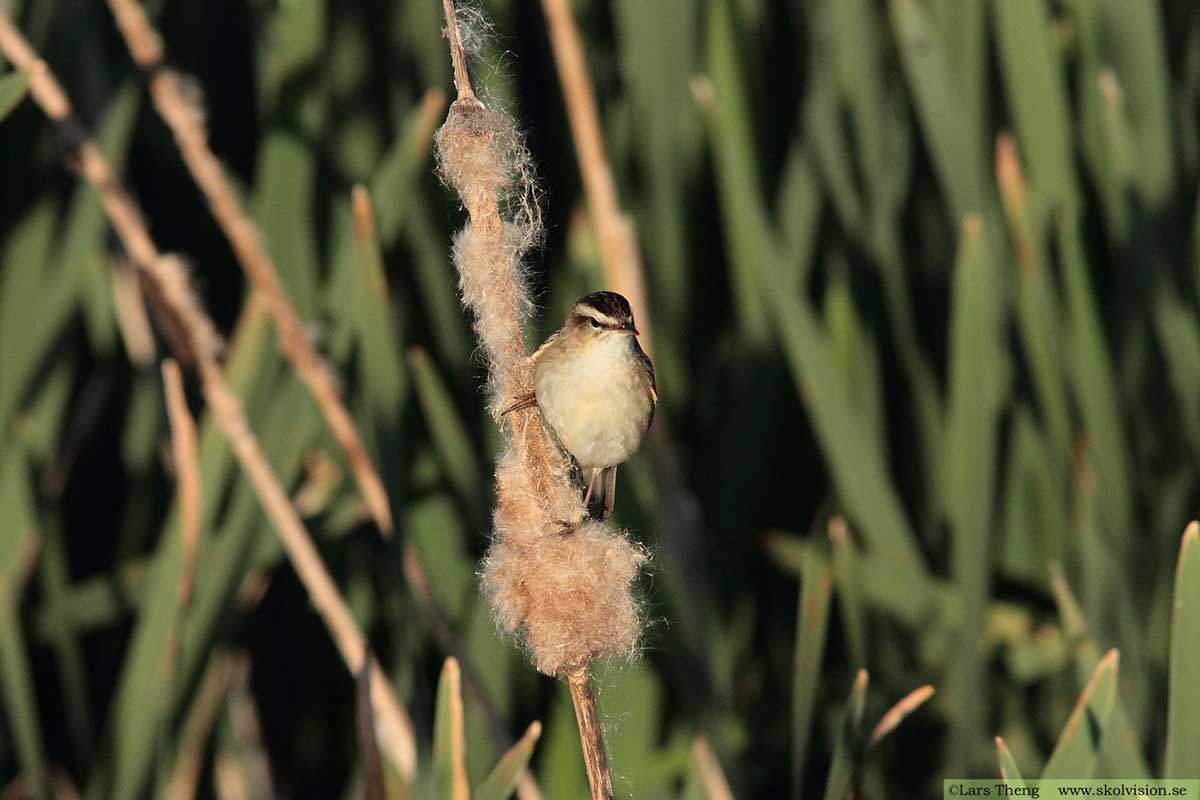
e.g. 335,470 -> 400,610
589,318 -> 601,328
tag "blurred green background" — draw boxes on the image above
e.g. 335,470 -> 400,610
3,0 -> 1200,797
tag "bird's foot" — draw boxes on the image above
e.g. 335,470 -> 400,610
501,392 -> 538,416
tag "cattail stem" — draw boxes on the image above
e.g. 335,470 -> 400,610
441,0 -> 475,101
566,670 -> 613,800
540,0 -> 652,359
436,6 -> 638,798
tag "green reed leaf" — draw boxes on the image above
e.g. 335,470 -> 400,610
1164,522 -> 1200,778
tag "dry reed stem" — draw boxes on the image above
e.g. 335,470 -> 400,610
868,684 -> 936,750
514,760 -> 544,799
212,755 -> 248,800
356,655 -> 386,800
104,0 -> 393,539
160,357 -> 202,763
994,134 -> 1035,275
506,720 -> 543,769
293,450 -> 342,517
566,670 -> 614,800
111,260 -> 156,366
439,658 -> 470,800
0,17 -> 418,780
540,0 -> 653,359
104,9 -> 479,772
199,360 -> 416,776
441,0 -> 475,101
221,654 -> 274,796
161,359 -> 200,604
412,88 -> 451,150
405,551 -> 547,800
402,550 -> 545,800
350,184 -> 377,245
166,650 -> 233,800
690,736 -> 735,800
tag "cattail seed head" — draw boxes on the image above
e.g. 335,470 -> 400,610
435,99 -> 509,212
483,518 -> 647,676
434,31 -> 646,677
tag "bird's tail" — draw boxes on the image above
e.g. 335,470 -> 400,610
583,466 -> 618,520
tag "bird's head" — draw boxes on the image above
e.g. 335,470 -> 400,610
567,291 -> 639,338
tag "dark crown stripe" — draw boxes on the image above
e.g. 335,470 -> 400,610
573,291 -> 633,322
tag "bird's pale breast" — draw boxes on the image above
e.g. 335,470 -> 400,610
534,337 -> 653,470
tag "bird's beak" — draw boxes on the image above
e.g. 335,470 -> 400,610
620,321 -> 640,336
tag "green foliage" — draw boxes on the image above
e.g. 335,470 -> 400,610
1041,651 -> 1119,779
996,737 -> 1026,789
0,70 -> 29,122
0,450 -> 48,799
791,540 -> 832,797
2,0 -> 1200,795
821,670 -> 868,800
1165,524 -> 1200,778
474,722 -> 540,800
432,658 -> 468,799
943,217 -> 1005,769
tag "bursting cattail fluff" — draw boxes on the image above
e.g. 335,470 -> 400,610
436,88 -> 646,676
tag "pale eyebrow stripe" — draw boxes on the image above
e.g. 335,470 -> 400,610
575,307 -> 620,326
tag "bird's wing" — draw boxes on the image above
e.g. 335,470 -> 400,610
529,329 -> 562,365
635,341 -> 657,420
505,331 -> 562,415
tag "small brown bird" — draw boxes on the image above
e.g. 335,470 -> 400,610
508,291 -> 656,519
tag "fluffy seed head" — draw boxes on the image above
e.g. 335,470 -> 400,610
483,513 -> 648,675
434,26 -> 646,677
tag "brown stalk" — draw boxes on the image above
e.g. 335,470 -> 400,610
867,684 -> 936,749
438,659 -> 470,800
161,359 -> 200,605
994,134 -> 1034,275
104,0 -> 392,539
356,654 -> 386,800
0,17 -> 417,780
111,260 -> 156,366
160,357 -> 202,771
211,755 -> 247,800
566,670 -> 614,800
401,556 -> 545,800
103,8 -> 506,780
690,736 -> 734,800
102,4 -> 534,786
223,655 -> 275,796
437,4 -> 641,799
441,0 -> 475,101
540,0 -> 653,358
166,650 -> 233,800
201,355 -> 418,777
